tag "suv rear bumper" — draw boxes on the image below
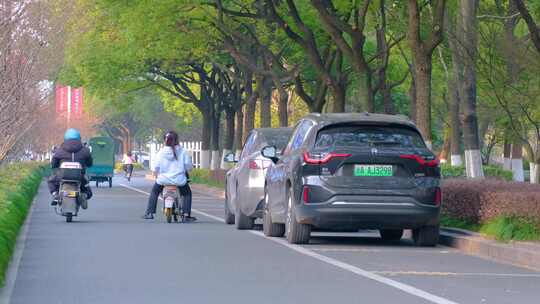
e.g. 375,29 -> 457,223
295,195 -> 439,230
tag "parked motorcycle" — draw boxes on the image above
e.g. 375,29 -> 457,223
56,162 -> 86,222
162,185 -> 184,223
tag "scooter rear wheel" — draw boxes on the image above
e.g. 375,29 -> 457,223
66,213 -> 73,223
164,208 -> 172,223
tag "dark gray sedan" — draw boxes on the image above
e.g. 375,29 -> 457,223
261,113 -> 441,245
223,127 -> 292,229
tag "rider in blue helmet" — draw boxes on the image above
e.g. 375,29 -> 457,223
64,128 -> 81,141
48,128 -> 93,208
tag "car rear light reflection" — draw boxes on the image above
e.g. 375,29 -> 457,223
303,152 -> 352,164
399,154 -> 439,167
249,160 -> 272,170
434,187 -> 442,206
302,186 -> 310,204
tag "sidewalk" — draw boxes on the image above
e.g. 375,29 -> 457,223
440,227 -> 540,271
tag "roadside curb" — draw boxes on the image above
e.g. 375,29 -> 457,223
440,228 -> 540,271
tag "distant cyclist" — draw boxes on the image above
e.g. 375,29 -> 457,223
122,152 -> 135,181
142,131 -> 195,221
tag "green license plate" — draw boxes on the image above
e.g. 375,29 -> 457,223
354,165 -> 393,177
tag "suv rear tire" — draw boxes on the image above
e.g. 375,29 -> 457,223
235,206 -> 254,230
379,229 -> 403,241
285,188 -> 311,244
263,191 -> 285,237
413,225 -> 440,247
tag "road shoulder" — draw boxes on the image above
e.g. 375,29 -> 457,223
191,182 -> 540,271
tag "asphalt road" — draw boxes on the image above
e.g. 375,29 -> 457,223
4,175 -> 540,304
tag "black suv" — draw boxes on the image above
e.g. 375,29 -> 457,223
261,113 -> 441,246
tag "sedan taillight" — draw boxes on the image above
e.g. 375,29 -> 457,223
249,160 -> 272,170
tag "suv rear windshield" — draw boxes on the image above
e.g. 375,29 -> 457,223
314,125 -> 426,150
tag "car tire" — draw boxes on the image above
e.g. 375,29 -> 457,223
413,225 -> 440,247
379,229 -> 404,241
263,192 -> 285,237
285,188 -> 311,244
224,190 -> 235,225
235,205 -> 254,230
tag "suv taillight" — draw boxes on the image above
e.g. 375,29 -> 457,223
399,154 -> 439,167
303,152 -> 352,165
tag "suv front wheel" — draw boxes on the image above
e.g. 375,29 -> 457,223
285,188 -> 311,244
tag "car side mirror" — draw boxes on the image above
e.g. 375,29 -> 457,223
261,146 -> 279,163
223,152 -> 237,163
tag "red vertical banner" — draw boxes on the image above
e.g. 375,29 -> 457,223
55,85 -> 68,115
71,87 -> 84,119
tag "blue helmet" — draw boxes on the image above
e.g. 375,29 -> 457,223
64,128 -> 81,141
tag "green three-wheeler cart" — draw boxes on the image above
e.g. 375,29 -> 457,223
87,136 -> 115,188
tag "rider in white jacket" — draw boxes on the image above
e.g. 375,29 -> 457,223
142,131 -> 195,220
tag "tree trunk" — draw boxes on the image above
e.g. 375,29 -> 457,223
210,109 -> 221,170
413,56 -> 433,147
449,83 -> 462,166
221,110 -> 235,169
259,76 -> 272,128
439,127 -> 451,164
531,162 -> 539,184
235,106 -> 244,157
448,17 -> 463,167
460,0 -> 483,178
243,89 -> 257,143
277,89 -> 289,127
200,110 -> 211,169
503,140 -> 512,170
511,142 -> 524,182
408,80 -> 416,122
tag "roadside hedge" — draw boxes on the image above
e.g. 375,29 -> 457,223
442,179 -> 540,224
441,164 -> 513,181
0,162 -> 45,286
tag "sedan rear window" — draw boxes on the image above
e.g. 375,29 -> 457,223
261,130 -> 292,150
314,125 -> 426,150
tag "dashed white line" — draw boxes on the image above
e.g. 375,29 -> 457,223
120,183 -> 458,304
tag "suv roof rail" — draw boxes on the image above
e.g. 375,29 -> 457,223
395,114 -> 411,121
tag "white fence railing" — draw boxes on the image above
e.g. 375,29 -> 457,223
148,141 -> 203,169
180,141 -> 202,169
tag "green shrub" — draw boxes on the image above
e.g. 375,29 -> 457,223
480,216 -> 540,242
0,162 -> 45,286
441,164 -> 512,181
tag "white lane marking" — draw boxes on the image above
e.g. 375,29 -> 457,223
0,189 -> 38,304
120,183 -> 458,304
119,184 -> 225,223
371,271 -> 540,278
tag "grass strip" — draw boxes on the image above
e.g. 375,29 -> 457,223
441,214 -> 540,242
0,163 -> 45,286
189,168 -> 225,189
